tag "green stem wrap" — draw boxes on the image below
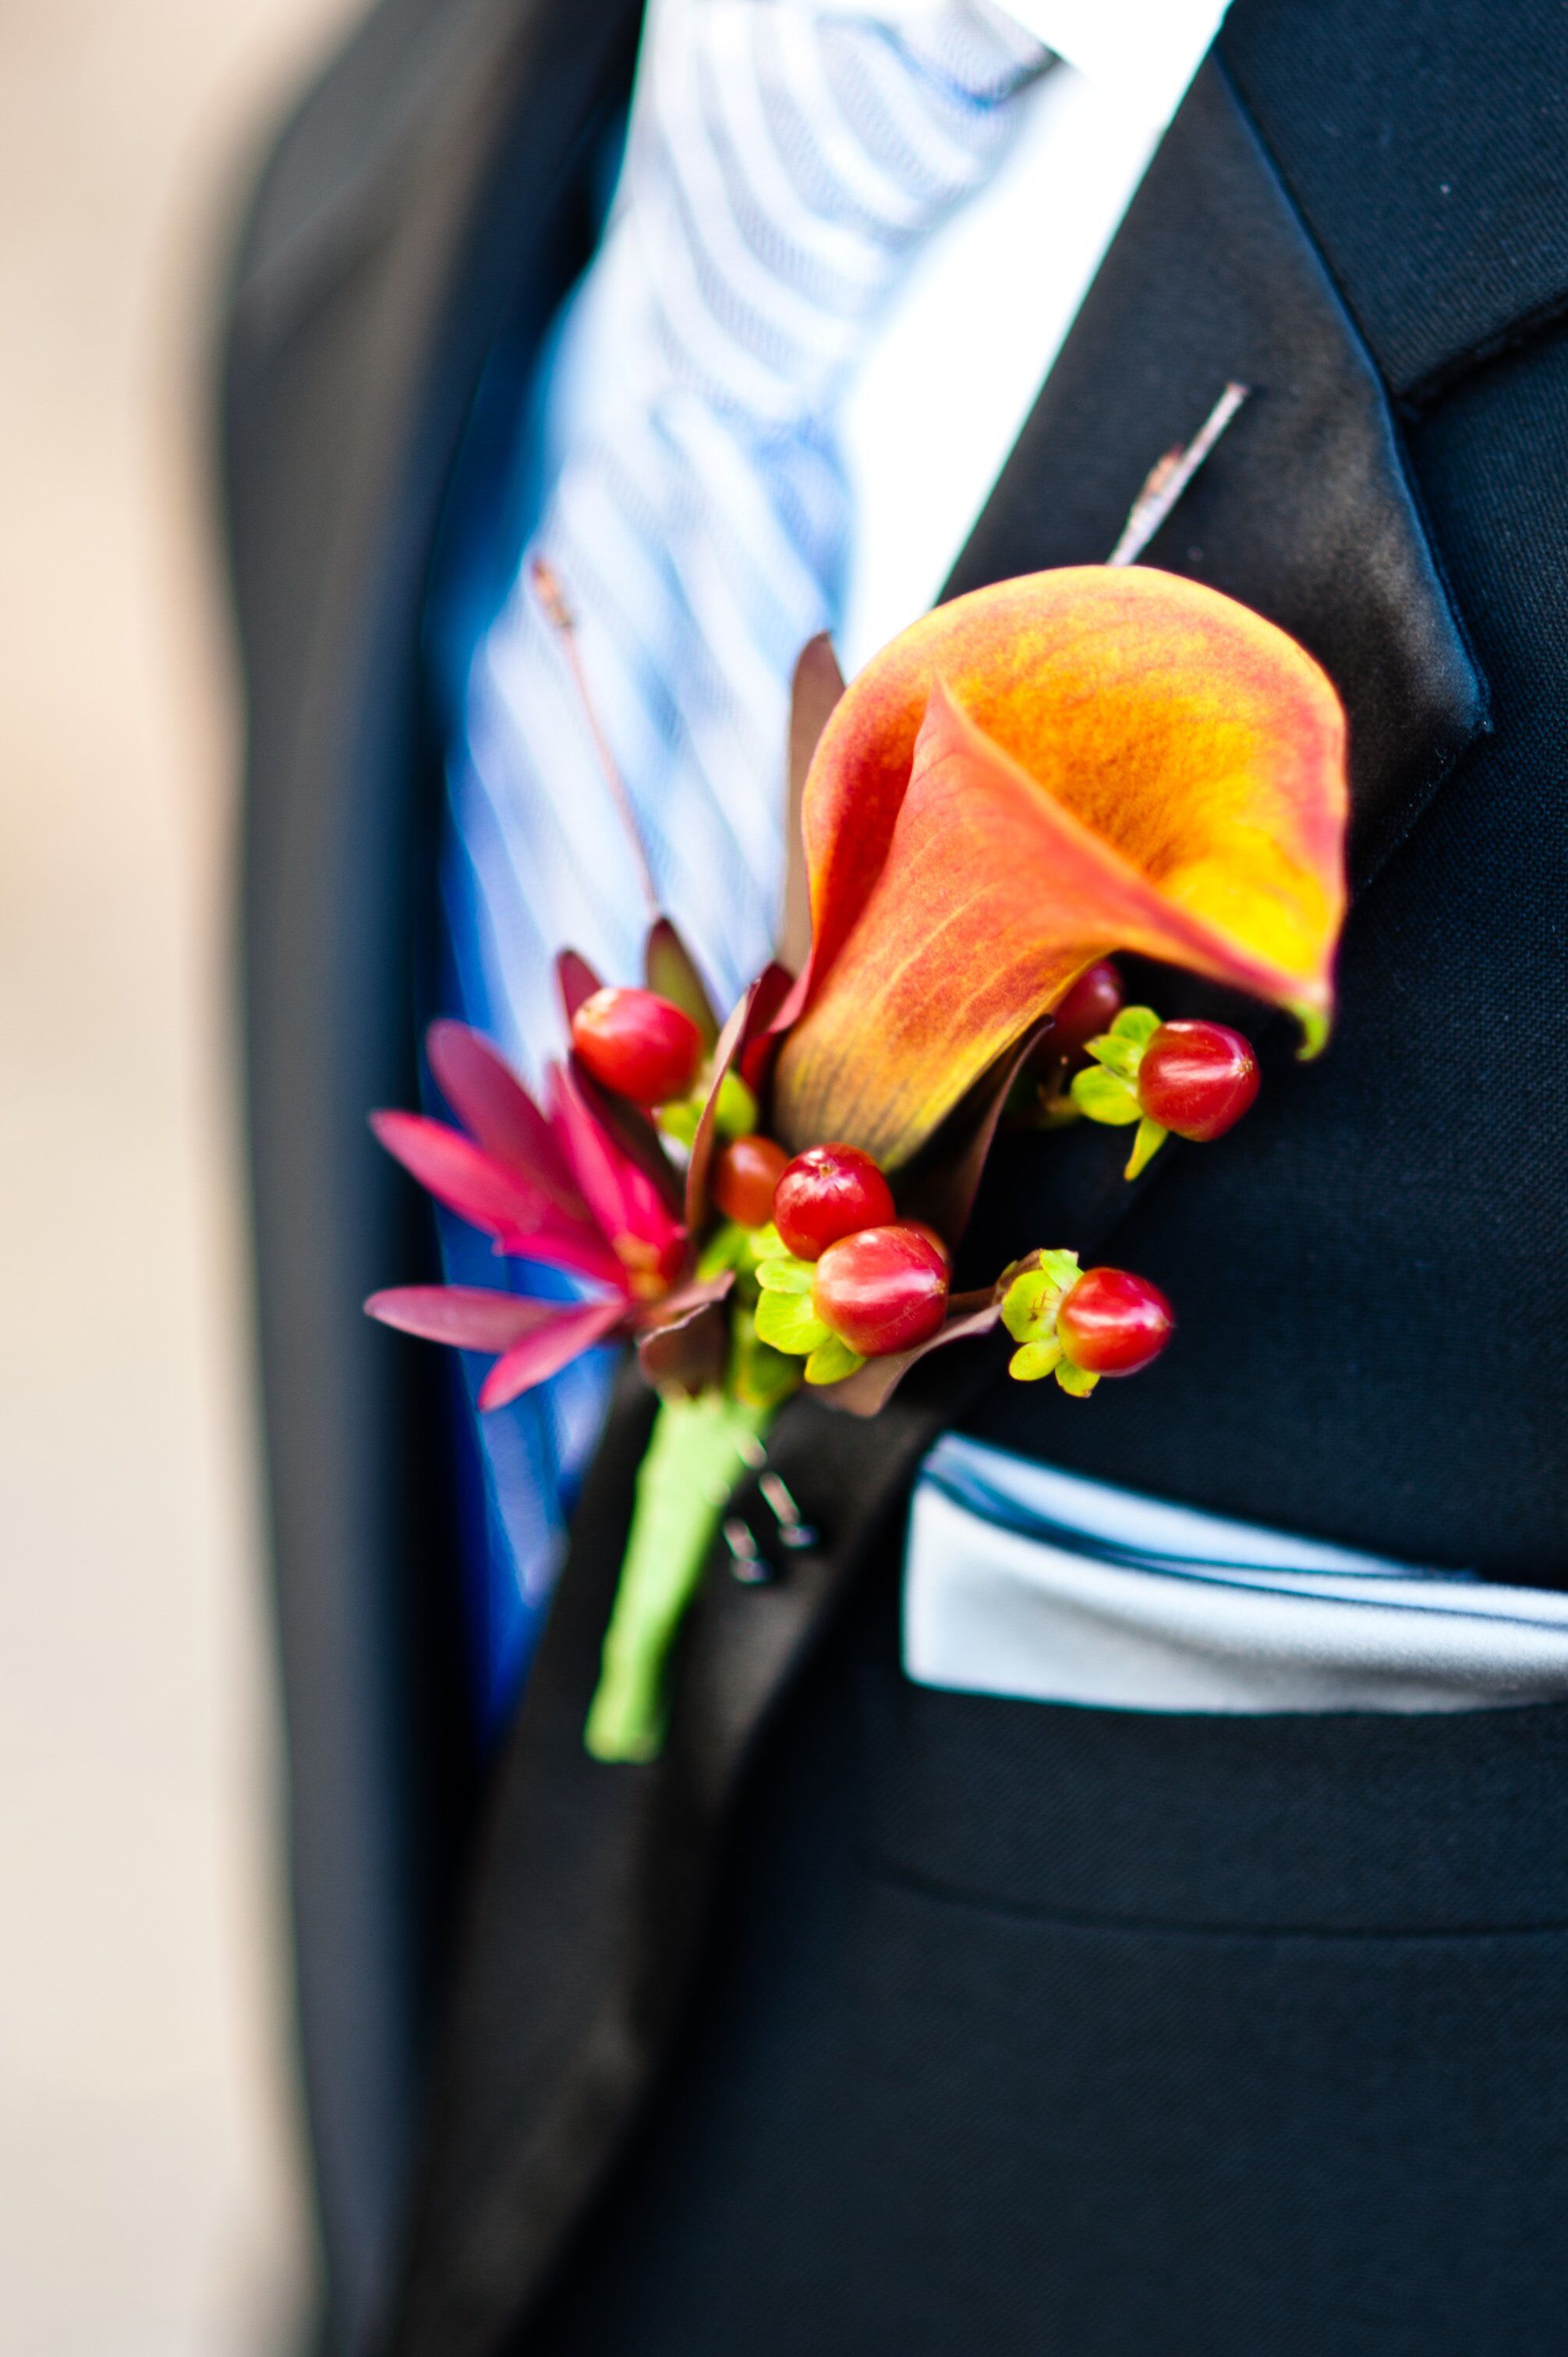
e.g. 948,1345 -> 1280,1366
583,1390 -> 776,1761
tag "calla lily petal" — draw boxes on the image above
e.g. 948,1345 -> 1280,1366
776,568 -> 1347,1167
780,632 -> 845,971
479,1299 -> 628,1410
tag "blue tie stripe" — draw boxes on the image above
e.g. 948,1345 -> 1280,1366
440,0 -> 1049,1712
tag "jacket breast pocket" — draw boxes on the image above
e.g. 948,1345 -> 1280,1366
832,1442 -> 1568,2352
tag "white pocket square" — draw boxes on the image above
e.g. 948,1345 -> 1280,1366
904,1436 -> 1568,1715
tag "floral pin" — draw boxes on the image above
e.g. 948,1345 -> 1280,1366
366,558 -> 1348,1761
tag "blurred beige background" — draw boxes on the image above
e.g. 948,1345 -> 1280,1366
0,2 -> 360,2349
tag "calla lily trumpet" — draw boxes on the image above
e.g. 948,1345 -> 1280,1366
773,567 -> 1347,1169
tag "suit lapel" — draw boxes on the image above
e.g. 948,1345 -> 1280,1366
384,41 -> 1487,2357
949,57 -> 1486,885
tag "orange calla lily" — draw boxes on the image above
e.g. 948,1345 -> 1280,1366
773,567 -> 1348,1170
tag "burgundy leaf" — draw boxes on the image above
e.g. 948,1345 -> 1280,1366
556,949 -> 603,1026
635,1271 -> 734,1333
684,982 -> 759,1237
818,1291 -> 1003,1417
738,958 -> 800,1095
897,1013 -> 1056,1248
780,633 -> 845,971
643,918 -> 720,1048
637,1300 -> 730,1398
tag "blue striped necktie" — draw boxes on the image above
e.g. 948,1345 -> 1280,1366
441,0 -> 1050,1712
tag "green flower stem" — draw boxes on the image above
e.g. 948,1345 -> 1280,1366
583,1389 -> 776,1762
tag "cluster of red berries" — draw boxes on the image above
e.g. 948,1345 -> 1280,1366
569,979 -> 1185,1384
767,1142 -> 952,1357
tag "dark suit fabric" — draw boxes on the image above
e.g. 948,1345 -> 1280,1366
528,1573 -> 1568,2357
219,0 -> 1568,2349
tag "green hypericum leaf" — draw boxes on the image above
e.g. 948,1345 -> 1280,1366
805,1332 -> 865,1385
713,1068 -> 758,1137
696,1220 -> 748,1279
1055,1360 -> 1101,1397
583,1389 -> 776,1761
1084,1032 -> 1143,1082
1008,1340 -> 1064,1382
1035,1247 -> 1083,1293
754,1286 -> 830,1354
1124,1115 -> 1169,1179
1071,1063 -> 1142,1125
1110,1003 -> 1162,1046
746,1221 -> 787,1265
755,1251 -> 814,1295
656,1098 -> 702,1149
1000,1255 -> 1078,1343
729,1306 -> 804,1411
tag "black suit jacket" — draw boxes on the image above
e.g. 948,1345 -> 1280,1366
221,2 -> 1568,2349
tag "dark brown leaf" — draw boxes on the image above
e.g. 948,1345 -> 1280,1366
780,633 -> 844,971
644,917 -> 720,1047
897,1014 -> 1056,1248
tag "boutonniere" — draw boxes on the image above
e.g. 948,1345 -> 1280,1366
368,561 -> 1347,1761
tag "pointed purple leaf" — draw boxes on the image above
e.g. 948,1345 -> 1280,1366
478,1299 -> 628,1410
365,1285 -> 589,1351
370,1109 -> 625,1286
425,1021 -> 580,1209
567,1053 -> 686,1219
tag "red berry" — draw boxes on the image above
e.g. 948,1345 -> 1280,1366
773,1142 -> 895,1262
1057,1267 -> 1174,1377
1050,961 -> 1124,1065
1137,1020 -> 1259,1142
571,986 -> 703,1106
903,1220 -> 952,1271
812,1222 -> 950,1357
713,1134 -> 789,1227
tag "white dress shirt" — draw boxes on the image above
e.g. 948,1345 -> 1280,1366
838,0 -> 1233,668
